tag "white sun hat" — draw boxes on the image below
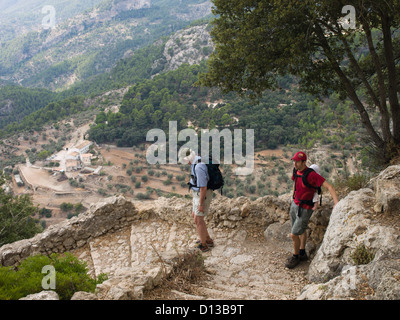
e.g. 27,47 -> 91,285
181,148 -> 196,164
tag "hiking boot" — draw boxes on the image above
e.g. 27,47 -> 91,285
299,252 -> 308,261
285,255 -> 300,269
196,239 -> 214,247
195,243 -> 210,252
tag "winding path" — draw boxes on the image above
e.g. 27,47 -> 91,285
72,218 -> 310,300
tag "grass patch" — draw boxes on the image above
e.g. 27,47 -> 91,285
143,250 -> 207,299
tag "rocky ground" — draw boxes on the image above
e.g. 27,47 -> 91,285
72,217 -> 309,300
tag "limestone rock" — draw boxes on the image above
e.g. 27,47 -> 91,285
162,25 -> 213,72
308,185 -> 400,283
20,291 -> 59,300
71,291 -> 98,300
264,221 -> 291,242
367,258 -> 400,300
298,265 -> 366,300
308,188 -> 375,282
373,164 -> 400,214
302,165 -> 400,299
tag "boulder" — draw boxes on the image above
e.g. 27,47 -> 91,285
264,221 -> 291,242
373,164 -> 400,214
302,165 -> 400,299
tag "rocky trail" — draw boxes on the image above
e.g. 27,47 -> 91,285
72,217 -> 310,300
2,165 -> 399,300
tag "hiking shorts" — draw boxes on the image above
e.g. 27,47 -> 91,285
192,189 -> 213,217
289,200 -> 313,236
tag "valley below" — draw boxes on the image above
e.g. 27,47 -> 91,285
2,112 -> 359,229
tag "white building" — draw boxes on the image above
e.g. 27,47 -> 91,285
14,174 -> 24,186
75,141 -> 93,154
66,151 -> 80,160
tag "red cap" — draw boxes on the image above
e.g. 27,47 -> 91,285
291,151 -> 307,161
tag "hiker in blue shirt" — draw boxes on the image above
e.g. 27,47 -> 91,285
183,149 -> 214,252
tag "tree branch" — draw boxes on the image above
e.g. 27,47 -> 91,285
314,22 -> 384,148
335,21 -> 392,143
381,11 -> 400,142
359,15 -> 393,144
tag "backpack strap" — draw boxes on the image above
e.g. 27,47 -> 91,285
293,167 -> 320,216
187,163 -> 197,191
301,168 -> 316,189
292,167 -> 298,200
187,159 -> 202,191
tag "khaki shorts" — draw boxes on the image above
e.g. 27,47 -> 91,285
192,189 -> 213,217
290,200 -> 313,235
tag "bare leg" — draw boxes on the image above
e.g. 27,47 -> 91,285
299,232 -> 307,251
291,233 -> 300,255
194,215 -> 210,244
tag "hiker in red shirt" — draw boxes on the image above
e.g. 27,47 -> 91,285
285,151 -> 339,269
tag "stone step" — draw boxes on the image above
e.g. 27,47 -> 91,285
196,230 -> 310,300
89,227 -> 132,278
170,290 -> 206,300
72,217 -> 309,300
130,220 -> 198,270
203,282 -> 269,299
194,285 -> 249,300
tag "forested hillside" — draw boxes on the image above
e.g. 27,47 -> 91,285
1,96 -> 87,136
87,61 -> 366,166
0,20 -> 367,174
0,20 -> 212,137
0,0 -> 212,91
0,86 -> 58,129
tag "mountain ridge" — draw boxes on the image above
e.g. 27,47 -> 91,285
0,0 -> 212,91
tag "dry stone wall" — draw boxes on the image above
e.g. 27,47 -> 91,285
152,194 -> 291,229
0,194 -> 294,269
0,196 -> 143,267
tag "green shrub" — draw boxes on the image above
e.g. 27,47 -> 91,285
334,173 -> 370,197
0,253 -> 107,300
60,202 -> 74,212
351,244 -> 375,265
345,174 -> 369,191
136,192 -> 151,200
163,178 -> 172,186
